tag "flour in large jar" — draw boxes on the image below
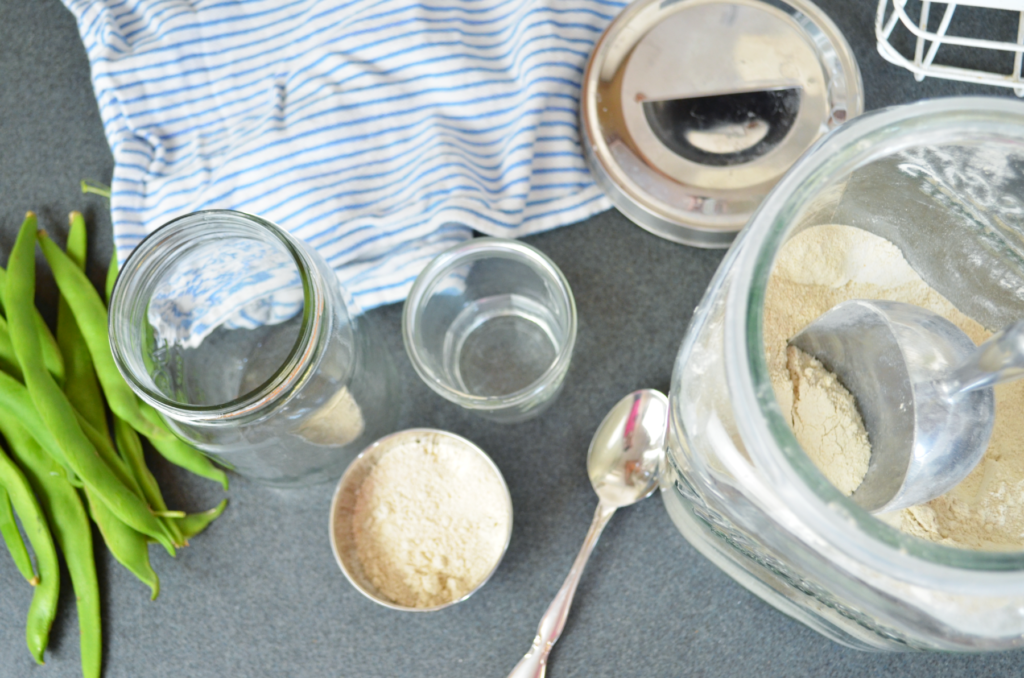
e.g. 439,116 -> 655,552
765,224 -> 1024,550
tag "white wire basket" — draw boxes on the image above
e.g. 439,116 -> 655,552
876,0 -> 1024,95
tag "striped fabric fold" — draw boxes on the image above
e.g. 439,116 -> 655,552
62,0 -> 622,310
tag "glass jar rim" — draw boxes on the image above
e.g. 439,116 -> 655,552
725,97 -> 1024,582
402,237 -> 577,410
109,209 -> 322,423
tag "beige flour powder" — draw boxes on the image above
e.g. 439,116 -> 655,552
352,432 -> 511,607
295,386 -> 364,446
785,345 -> 871,496
765,224 -> 1024,550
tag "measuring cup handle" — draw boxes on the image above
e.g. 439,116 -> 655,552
941,320 -> 1024,397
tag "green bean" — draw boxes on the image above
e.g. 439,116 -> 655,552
76,411 -> 181,551
37,316 -> 63,386
74,409 -> 140,496
37,230 -> 170,442
0,484 -> 37,585
70,395 -> 177,556
113,416 -> 185,548
53,218 -> 184,549
176,499 -> 228,541
0,267 -> 65,385
80,179 -> 111,199
0,364 -> 78,484
2,417 -> 101,678
105,248 -> 118,304
138,403 -> 229,490
84,488 -> 159,600
7,214 -> 174,554
0,316 -> 24,380
0,442 -> 59,664
64,211 -> 89,274
57,211 -> 109,440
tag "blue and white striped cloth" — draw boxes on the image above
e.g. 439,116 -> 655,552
62,0 -> 623,310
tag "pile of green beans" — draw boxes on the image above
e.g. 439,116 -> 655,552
0,212 -> 228,678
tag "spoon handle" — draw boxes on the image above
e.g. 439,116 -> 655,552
940,320 -> 1024,397
506,501 -> 617,678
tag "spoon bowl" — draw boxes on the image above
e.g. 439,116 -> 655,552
588,389 -> 668,506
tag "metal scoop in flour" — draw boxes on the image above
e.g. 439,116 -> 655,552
790,299 -> 1024,513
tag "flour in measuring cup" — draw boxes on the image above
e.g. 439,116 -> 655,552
766,224 -> 1024,550
352,432 -> 510,607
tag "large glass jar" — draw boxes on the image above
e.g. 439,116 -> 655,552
664,97 -> 1024,651
109,210 -> 398,487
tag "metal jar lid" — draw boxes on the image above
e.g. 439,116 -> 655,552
581,0 -> 863,248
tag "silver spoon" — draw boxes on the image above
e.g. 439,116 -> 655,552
507,389 -> 669,678
790,299 -> 1024,513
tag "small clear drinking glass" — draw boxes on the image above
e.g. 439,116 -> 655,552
402,237 -> 576,423
108,210 -> 398,487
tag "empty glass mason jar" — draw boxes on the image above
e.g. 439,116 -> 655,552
664,98 -> 1024,651
109,210 -> 398,487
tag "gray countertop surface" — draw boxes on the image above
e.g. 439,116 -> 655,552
2,0 -> 1023,676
